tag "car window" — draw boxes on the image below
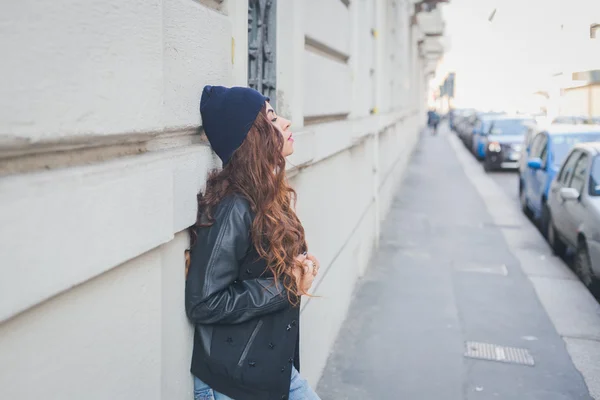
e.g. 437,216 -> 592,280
524,127 -> 536,147
481,120 -> 493,134
539,135 -> 549,165
489,119 -> 533,136
558,150 -> 581,185
590,156 -> 600,196
529,133 -> 545,157
568,153 -> 589,193
552,133 -> 600,165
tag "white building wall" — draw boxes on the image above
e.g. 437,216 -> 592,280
0,0 -> 432,398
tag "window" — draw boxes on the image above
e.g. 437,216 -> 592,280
529,133 -> 545,158
248,0 -> 276,102
569,153 -> 589,194
489,119 -> 533,136
524,127 -> 536,147
558,150 -> 581,185
589,156 -> 600,196
481,120 -> 493,135
552,133 -> 600,166
540,135 -> 549,165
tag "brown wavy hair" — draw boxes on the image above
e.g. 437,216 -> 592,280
189,105 -> 307,305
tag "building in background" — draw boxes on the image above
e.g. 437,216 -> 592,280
536,12 -> 600,120
0,0 -> 446,398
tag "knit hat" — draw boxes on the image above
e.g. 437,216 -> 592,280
200,85 -> 270,164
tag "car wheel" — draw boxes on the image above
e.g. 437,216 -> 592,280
483,159 -> 493,172
519,183 -> 530,216
547,213 -> 567,257
540,203 -> 550,236
575,240 -> 599,290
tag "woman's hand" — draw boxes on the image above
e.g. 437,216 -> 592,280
306,253 -> 320,276
292,253 -> 317,295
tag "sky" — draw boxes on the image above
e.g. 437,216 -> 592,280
435,0 -> 600,111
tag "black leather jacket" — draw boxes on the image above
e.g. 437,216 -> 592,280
186,194 -> 300,400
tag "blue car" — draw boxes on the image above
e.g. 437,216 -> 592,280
472,119 -> 493,159
519,124 -> 600,231
471,114 -> 509,159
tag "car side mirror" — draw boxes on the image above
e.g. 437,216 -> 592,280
527,158 -> 543,170
559,187 -> 580,201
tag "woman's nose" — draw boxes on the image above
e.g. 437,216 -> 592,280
282,118 -> 291,130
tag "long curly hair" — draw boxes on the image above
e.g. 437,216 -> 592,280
190,105 -> 307,305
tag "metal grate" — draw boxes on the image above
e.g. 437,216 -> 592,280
248,0 -> 277,103
465,342 -> 535,366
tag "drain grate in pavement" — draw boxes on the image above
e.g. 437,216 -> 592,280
465,342 -> 535,366
455,262 -> 508,276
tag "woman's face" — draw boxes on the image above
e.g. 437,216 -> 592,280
266,101 -> 294,157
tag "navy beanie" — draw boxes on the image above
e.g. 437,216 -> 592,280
200,85 -> 270,164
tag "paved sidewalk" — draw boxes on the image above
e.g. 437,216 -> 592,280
317,125 -> 597,400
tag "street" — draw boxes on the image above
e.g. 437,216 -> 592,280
317,124 -> 600,400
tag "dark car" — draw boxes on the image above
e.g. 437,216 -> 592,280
547,142 -> 600,289
471,113 -> 508,159
483,116 -> 535,171
456,110 -> 477,143
458,111 -> 502,151
451,108 -> 476,133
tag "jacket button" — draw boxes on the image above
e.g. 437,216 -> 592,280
281,367 -> 285,373
291,320 -> 297,326
269,342 -> 275,349
286,324 -> 291,331
248,361 -> 256,367
288,357 -> 294,364
245,268 -> 252,274
226,337 -> 233,343
281,395 -> 288,400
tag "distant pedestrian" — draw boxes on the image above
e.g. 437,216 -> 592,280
185,85 -> 321,400
427,109 -> 440,135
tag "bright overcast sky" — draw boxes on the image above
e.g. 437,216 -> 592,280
436,0 -> 600,111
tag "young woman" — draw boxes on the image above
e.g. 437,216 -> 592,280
186,85 -> 321,400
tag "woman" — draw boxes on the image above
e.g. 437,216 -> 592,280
186,85 -> 321,400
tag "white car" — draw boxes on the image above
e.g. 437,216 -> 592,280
546,142 -> 600,290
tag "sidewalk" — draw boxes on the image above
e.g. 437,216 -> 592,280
316,125 -> 599,400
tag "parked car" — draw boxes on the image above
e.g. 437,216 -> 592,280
458,111 -> 500,151
519,125 -> 600,232
482,116 -> 534,171
552,116 -> 593,125
449,109 -> 457,131
546,143 -> 600,289
450,108 -> 475,133
518,122 -> 541,167
471,113 -> 508,159
456,110 -> 477,143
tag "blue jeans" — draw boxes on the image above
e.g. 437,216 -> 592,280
193,367 -> 321,400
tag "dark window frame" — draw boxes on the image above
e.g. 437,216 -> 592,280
568,153 -> 590,194
558,150 -> 581,184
